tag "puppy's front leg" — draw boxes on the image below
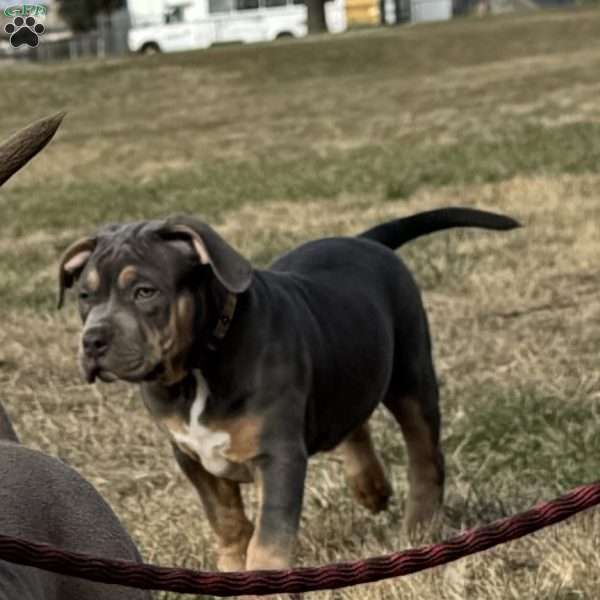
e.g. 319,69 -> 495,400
172,444 -> 253,572
247,443 -> 308,571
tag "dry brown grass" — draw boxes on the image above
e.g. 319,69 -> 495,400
1,7 -> 600,599
3,175 -> 600,598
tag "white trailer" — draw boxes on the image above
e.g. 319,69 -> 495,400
127,0 -> 347,54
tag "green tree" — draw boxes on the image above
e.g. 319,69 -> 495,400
56,0 -> 125,32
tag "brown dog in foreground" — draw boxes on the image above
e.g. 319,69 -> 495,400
0,401 -> 152,600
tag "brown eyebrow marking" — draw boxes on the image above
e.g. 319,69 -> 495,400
117,265 -> 138,289
85,268 -> 100,292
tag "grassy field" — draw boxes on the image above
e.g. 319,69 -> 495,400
1,6 -> 600,599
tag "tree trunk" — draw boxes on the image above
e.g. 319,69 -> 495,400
305,0 -> 329,33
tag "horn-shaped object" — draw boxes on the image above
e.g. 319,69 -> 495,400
0,111 -> 65,187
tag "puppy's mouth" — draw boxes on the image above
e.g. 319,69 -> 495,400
95,369 -> 118,384
82,362 -> 118,384
81,357 -> 163,385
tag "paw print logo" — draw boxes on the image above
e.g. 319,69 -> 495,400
5,16 -> 45,48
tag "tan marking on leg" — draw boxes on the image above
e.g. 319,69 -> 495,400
338,422 -> 392,513
210,416 -> 263,464
397,397 -> 444,534
175,449 -> 253,571
85,268 -> 100,292
212,478 -> 254,571
158,415 -> 200,460
117,265 -> 138,289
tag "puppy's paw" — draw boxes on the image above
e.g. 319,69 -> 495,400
403,495 -> 444,542
216,551 -> 246,572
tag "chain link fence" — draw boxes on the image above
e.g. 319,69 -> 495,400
0,8 -> 130,62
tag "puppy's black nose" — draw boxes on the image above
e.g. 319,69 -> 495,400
82,327 -> 111,359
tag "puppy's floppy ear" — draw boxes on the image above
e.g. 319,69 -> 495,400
57,237 -> 97,309
160,215 -> 252,294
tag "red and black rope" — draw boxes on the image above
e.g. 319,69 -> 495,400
1,481 -> 598,596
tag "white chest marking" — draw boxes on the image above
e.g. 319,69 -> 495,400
170,373 -> 232,477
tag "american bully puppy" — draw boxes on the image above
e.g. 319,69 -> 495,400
58,206 -> 519,571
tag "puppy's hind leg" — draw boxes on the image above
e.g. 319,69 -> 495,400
383,376 -> 445,535
338,422 -> 393,513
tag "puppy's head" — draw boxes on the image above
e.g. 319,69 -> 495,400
57,216 -> 252,386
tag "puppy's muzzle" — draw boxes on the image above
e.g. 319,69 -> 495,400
82,326 -> 112,360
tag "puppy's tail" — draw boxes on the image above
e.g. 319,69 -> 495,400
357,207 -> 520,249
0,400 -> 19,443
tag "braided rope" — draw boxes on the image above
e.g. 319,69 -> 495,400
0,481 -> 598,596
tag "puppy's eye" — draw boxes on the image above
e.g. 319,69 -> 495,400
79,291 -> 90,301
134,286 -> 159,301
